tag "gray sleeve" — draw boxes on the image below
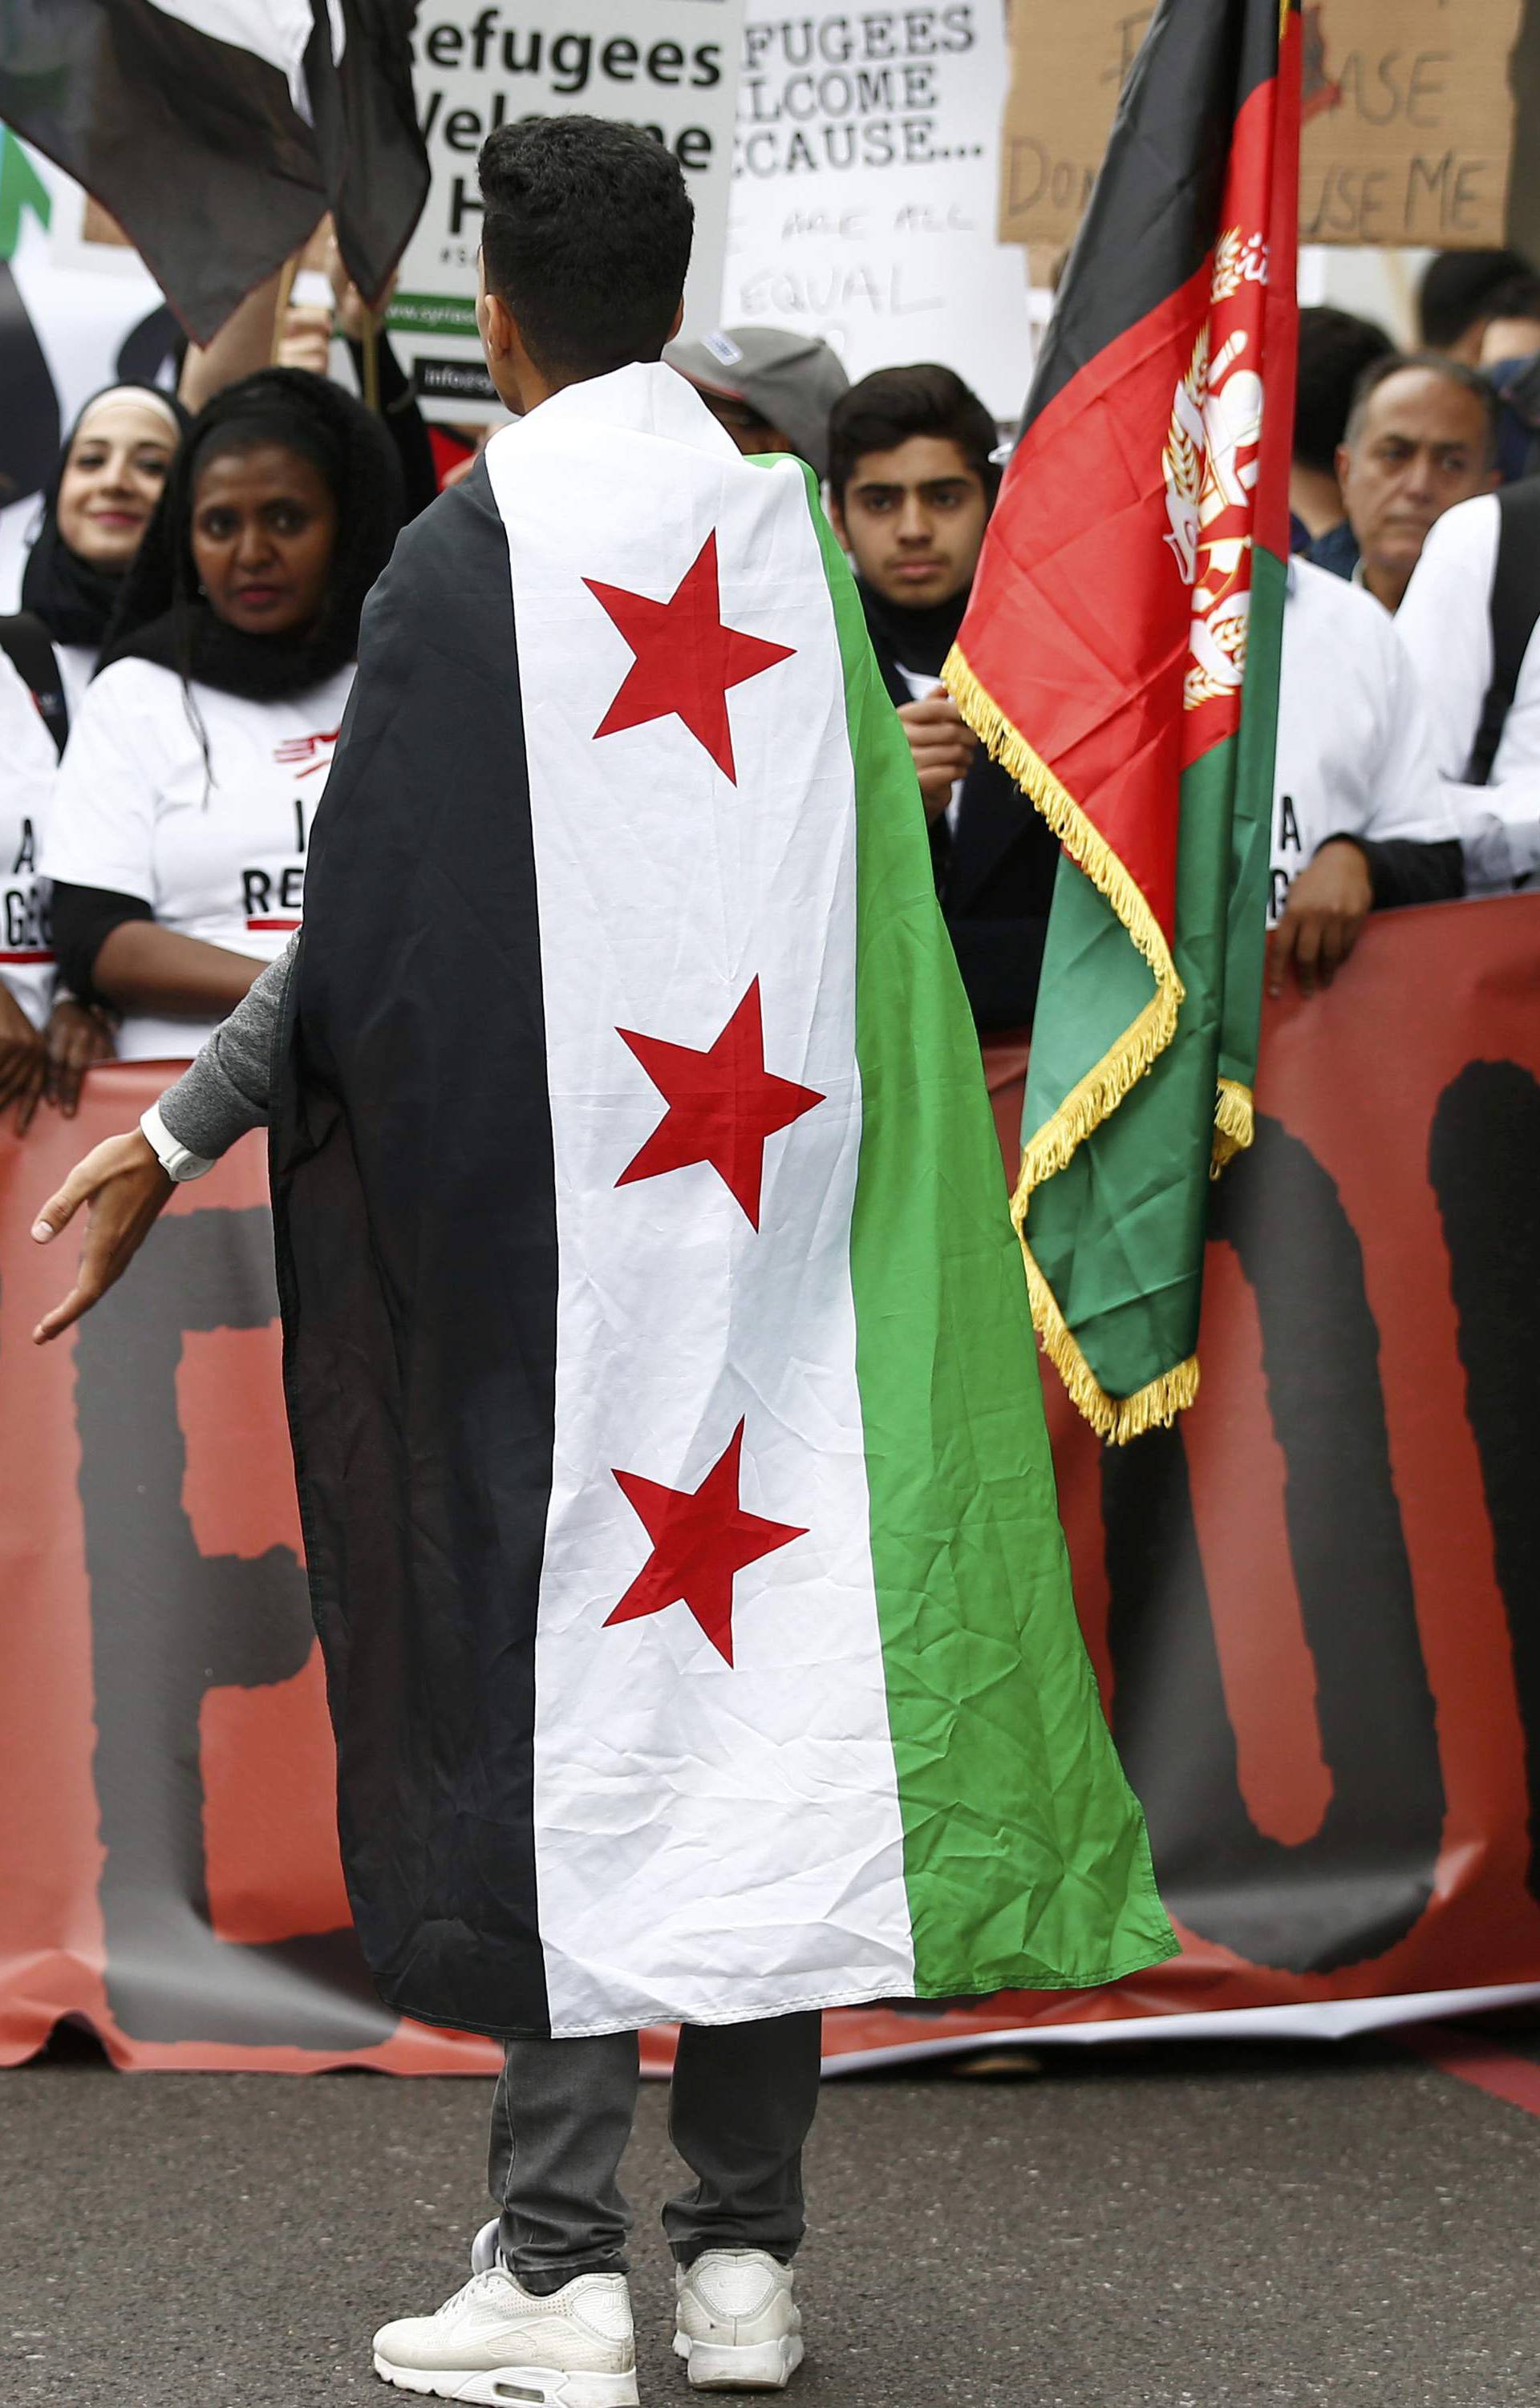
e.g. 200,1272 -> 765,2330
156,934 -> 297,1160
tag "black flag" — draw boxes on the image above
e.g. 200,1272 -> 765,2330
0,1 -> 428,343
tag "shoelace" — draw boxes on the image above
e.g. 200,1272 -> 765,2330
439,2269 -> 528,2317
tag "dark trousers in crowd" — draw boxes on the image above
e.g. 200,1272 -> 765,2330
489,2012 -> 825,2294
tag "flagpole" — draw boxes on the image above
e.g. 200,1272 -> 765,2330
361,306 -> 381,413
270,257 -> 296,365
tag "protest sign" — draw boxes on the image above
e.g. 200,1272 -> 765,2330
999,0 -> 1527,257
388,1 -> 746,421
724,2 -> 1035,421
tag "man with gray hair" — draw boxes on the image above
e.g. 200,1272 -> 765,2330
1325,354 -> 1499,613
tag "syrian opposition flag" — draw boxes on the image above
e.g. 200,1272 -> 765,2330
0,1 -> 426,342
270,363 -> 1176,2041
948,0 -> 1302,1443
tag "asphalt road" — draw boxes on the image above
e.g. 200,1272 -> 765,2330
6,2029 -> 1540,2407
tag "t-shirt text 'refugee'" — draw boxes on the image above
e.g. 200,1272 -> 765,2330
43,656 -> 354,1060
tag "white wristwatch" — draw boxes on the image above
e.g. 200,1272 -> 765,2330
140,1100 -> 216,1183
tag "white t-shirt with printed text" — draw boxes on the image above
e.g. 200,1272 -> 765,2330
43,655 -> 353,1059
1270,558 -> 1457,925
0,646 -> 62,1030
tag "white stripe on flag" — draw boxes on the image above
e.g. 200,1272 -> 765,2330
488,366 -> 915,2034
143,0 -> 341,115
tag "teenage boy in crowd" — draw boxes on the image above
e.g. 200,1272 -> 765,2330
827,365 -> 1060,1037
30,115 -> 1171,2408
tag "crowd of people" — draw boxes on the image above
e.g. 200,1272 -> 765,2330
8,107 -> 1540,2408
4,232 -> 1539,1139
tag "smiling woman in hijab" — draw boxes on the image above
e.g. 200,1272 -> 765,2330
43,368 -> 404,1062
17,384 -> 191,723
0,387 -> 187,1129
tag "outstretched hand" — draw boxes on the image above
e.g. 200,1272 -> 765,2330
31,1130 -> 173,1344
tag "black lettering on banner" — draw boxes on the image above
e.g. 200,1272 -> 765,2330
1100,1117 -> 1445,1972
12,815 -> 35,876
74,1210 -> 389,2047
3,884 -> 47,948
549,31 -> 592,93
243,868 -> 272,918
1279,795 -> 1302,853
448,176 -> 484,235
1429,1062 -> 1540,1904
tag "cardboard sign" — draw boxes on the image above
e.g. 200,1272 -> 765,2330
387,0 -> 747,422
999,0 -> 1526,255
724,1 -> 1037,421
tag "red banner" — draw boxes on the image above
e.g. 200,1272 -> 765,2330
5,896 -> 1540,2072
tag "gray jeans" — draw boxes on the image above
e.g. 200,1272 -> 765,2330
488,2013 -> 824,2293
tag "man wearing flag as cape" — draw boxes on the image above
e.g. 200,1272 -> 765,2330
33,115 -> 1173,2408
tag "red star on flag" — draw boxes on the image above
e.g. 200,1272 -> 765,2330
585,530 -> 794,783
616,980 -> 825,1229
606,1420 -> 807,1666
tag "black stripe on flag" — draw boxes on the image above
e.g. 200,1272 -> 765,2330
1025,0 -> 1280,434
273,462 -> 558,2040
0,1 -> 425,343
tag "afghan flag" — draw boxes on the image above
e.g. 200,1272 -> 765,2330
0,1 -> 426,342
948,0 -> 1302,1442
270,362 -> 1176,2040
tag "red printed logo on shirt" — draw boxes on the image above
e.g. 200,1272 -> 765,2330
273,726 -> 342,779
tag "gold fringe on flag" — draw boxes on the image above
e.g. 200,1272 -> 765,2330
1211,1074 -> 1254,1175
1017,1226 -> 1201,1443
943,639 -> 1191,1445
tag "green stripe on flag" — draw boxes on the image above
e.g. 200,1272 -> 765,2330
1025,734 -> 1238,1402
792,467 -> 1177,1994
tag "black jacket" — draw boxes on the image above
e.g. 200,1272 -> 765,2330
866,635 -> 1061,1034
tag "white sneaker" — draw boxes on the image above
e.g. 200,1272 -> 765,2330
470,2219 -> 500,2276
673,2250 -> 804,2390
373,2264 -> 639,2407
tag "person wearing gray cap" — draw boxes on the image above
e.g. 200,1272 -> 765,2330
664,326 -> 849,480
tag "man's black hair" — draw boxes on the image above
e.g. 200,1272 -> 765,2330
1343,351 -> 1502,467
1293,305 -> 1395,473
477,116 -> 694,379
1417,248 -> 1534,350
1477,273 -> 1540,334
826,364 -> 1001,505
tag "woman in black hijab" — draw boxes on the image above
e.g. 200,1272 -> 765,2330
45,369 -> 403,1063
17,384 -> 191,722
0,388 -> 187,1129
